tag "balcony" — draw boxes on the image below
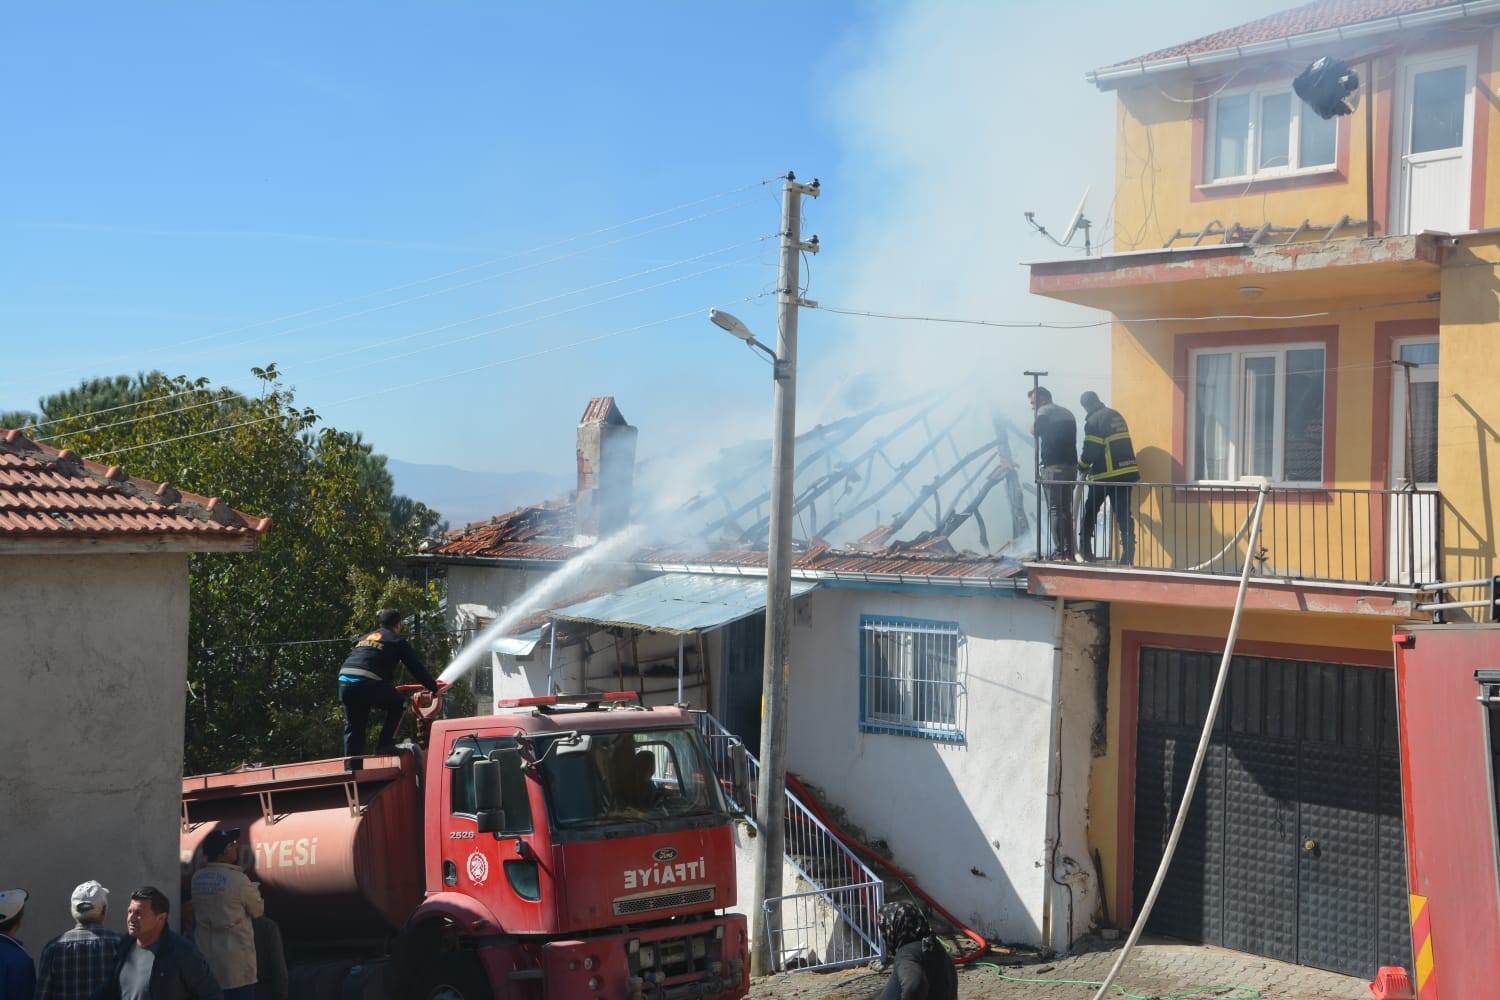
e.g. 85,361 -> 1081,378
1027,481 -> 1439,615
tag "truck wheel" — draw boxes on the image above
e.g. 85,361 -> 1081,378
408,953 -> 492,1000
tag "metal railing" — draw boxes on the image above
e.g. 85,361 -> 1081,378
692,712 -> 884,973
1415,577 -> 1500,622
1036,479 -> 1441,588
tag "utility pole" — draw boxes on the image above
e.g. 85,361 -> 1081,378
1024,370 -> 1047,559
750,171 -> 820,977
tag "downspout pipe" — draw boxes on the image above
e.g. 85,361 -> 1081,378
1041,596 -> 1066,951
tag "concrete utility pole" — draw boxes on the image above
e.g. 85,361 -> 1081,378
750,171 -> 820,977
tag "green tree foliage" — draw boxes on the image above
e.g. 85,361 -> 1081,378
41,366 -> 448,771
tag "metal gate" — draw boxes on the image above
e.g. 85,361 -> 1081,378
1133,648 -> 1411,980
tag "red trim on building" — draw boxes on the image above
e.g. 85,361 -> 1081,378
1187,72 -> 1352,203
1170,325 -> 1339,484
1113,629 -> 1393,927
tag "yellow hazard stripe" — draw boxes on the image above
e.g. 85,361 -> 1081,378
1410,893 -> 1434,996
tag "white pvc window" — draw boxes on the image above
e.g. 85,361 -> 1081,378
859,616 -> 961,741
1190,345 -> 1326,483
1208,87 -> 1337,182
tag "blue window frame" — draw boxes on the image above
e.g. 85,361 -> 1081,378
858,615 -> 962,741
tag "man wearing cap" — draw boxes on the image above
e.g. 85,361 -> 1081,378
336,608 -> 441,756
189,829 -> 262,1000
108,886 -> 220,1000
0,889 -> 35,1000
1077,390 -> 1140,566
36,880 -> 129,999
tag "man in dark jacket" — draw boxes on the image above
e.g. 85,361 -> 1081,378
110,886 -> 221,1000
0,888 -> 36,1000
1029,386 -> 1078,561
876,901 -> 957,1000
337,609 -> 440,756
1078,391 -> 1140,565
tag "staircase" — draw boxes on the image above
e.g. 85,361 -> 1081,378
693,712 -> 884,972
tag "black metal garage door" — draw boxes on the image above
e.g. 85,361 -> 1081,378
1133,648 -> 1411,980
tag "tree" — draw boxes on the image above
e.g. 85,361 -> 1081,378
41,366 -> 447,770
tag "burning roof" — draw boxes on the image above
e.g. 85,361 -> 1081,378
426,394 -> 1031,582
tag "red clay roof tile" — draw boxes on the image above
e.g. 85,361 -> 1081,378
1102,0 -> 1459,72
0,430 -> 271,544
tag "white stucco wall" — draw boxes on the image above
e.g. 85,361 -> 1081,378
1,552 -> 191,953
782,586 -> 1098,949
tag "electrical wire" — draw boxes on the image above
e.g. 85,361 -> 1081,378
22,176 -> 784,393
39,239 -> 772,441
816,295 -> 1438,330
87,294 -> 771,460
167,201 -> 765,369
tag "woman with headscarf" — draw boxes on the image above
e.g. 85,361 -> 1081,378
876,901 -> 957,999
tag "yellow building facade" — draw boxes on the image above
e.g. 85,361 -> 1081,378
1028,0 -> 1500,983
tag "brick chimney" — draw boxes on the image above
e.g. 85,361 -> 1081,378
573,397 -> 637,546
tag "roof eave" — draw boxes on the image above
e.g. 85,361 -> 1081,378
1088,0 -> 1500,91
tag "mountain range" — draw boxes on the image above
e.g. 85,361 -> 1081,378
387,459 -> 572,530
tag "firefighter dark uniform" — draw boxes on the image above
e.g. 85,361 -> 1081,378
1078,391 -> 1140,564
337,621 -> 438,755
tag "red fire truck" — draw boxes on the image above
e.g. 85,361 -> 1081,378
1390,623 -> 1500,1000
180,691 -> 749,999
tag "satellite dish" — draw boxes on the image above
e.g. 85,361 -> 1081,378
1061,187 -> 1090,245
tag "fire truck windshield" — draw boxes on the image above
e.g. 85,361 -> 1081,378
535,726 -> 729,828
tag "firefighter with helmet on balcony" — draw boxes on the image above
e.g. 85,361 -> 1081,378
1078,390 -> 1140,565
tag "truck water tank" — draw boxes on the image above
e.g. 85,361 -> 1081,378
182,754 -> 424,941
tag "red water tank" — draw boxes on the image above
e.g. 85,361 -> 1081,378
182,753 -> 423,941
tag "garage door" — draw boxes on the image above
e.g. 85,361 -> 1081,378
1133,648 -> 1411,980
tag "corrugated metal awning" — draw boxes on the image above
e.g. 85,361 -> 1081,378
490,628 -> 544,656
547,574 -> 818,635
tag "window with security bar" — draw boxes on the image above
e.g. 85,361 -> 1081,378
859,616 -> 962,741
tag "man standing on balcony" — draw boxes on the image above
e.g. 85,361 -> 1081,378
1029,386 -> 1077,561
1078,390 -> 1140,565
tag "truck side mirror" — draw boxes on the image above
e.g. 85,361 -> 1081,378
473,758 -> 506,834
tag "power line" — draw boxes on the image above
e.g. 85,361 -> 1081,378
42,238 -> 772,441
87,293 -> 770,461
168,201 -> 765,370
22,176 -> 784,397
816,295 -> 1439,329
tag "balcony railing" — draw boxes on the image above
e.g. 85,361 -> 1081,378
1035,480 -> 1441,588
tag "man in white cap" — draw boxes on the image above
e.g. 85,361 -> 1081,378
36,880 -> 129,999
0,888 -> 35,1000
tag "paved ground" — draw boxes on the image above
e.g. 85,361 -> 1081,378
747,935 -> 1372,999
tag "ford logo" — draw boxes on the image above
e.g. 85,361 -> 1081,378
653,847 -> 678,863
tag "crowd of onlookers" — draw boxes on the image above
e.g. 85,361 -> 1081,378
0,828 -> 285,1000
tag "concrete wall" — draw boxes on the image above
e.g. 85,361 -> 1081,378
1,552 -> 191,954
782,586 -> 1098,950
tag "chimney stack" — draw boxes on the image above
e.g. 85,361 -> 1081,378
573,397 -> 637,546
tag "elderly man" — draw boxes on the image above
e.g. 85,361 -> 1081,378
190,828 -> 263,1000
0,889 -> 35,1000
36,880 -> 129,999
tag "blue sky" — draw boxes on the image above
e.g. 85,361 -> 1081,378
1,0 -> 1290,485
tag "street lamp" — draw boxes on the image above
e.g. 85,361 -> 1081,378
709,303 -> 795,977
707,172 -> 818,978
